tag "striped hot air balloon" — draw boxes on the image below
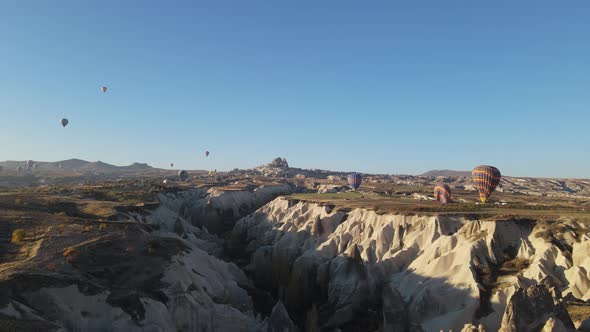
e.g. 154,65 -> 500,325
472,165 -> 501,203
434,183 -> 452,204
348,173 -> 362,191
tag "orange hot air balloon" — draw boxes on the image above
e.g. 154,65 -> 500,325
472,165 -> 501,203
433,184 -> 452,204
101,86 -> 108,93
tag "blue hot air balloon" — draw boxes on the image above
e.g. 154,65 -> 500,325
348,173 -> 362,191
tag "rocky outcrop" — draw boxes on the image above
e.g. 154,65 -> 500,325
230,197 -> 586,332
261,301 -> 298,332
0,184 -> 293,332
499,280 -> 574,332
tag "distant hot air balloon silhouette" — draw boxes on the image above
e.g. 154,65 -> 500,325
178,170 -> 189,182
472,165 -> 501,203
205,151 -> 210,158
434,184 -> 452,204
348,173 -> 362,191
27,160 -> 34,169
61,118 -> 69,127
170,163 -> 174,168
101,86 -> 108,93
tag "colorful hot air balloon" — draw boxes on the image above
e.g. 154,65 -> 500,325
205,151 -> 210,157
472,165 -> 501,203
178,170 -> 189,182
348,173 -> 362,191
434,184 -> 452,204
61,118 -> 69,127
101,86 -> 108,93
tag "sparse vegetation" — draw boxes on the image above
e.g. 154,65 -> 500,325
99,223 -> 107,231
11,229 -> 26,243
500,258 -> 530,275
567,304 -> 590,324
82,225 -> 93,233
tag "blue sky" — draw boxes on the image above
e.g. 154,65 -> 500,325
1,1 -> 589,178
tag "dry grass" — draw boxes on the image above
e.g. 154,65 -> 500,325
288,191 -> 590,221
567,303 -> 590,323
11,229 -> 26,243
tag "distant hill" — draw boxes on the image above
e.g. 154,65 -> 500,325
0,159 -> 160,176
419,170 -> 472,178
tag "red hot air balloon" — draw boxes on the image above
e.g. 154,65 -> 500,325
434,184 -> 452,204
348,173 -> 362,190
472,165 -> 501,203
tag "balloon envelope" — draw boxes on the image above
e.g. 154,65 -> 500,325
101,86 -> 108,93
178,170 -> 189,182
61,118 -> 69,127
472,165 -> 501,203
347,173 -> 362,190
205,151 -> 210,157
434,184 -> 452,204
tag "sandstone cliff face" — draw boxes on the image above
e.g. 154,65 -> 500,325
0,184 -> 294,332
231,197 -> 589,332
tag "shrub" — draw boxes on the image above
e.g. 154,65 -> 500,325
11,229 -> 26,243
99,223 -> 107,231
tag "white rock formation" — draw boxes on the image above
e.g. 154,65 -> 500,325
232,197 -> 588,331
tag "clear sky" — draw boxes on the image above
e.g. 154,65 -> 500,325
1,1 -> 589,178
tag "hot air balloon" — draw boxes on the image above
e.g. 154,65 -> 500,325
178,170 -> 189,182
348,173 -> 362,191
472,165 -> 501,203
27,160 -> 34,169
205,151 -> 210,158
170,163 -> 174,168
101,86 -> 108,93
434,184 -> 452,204
61,118 -> 69,127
